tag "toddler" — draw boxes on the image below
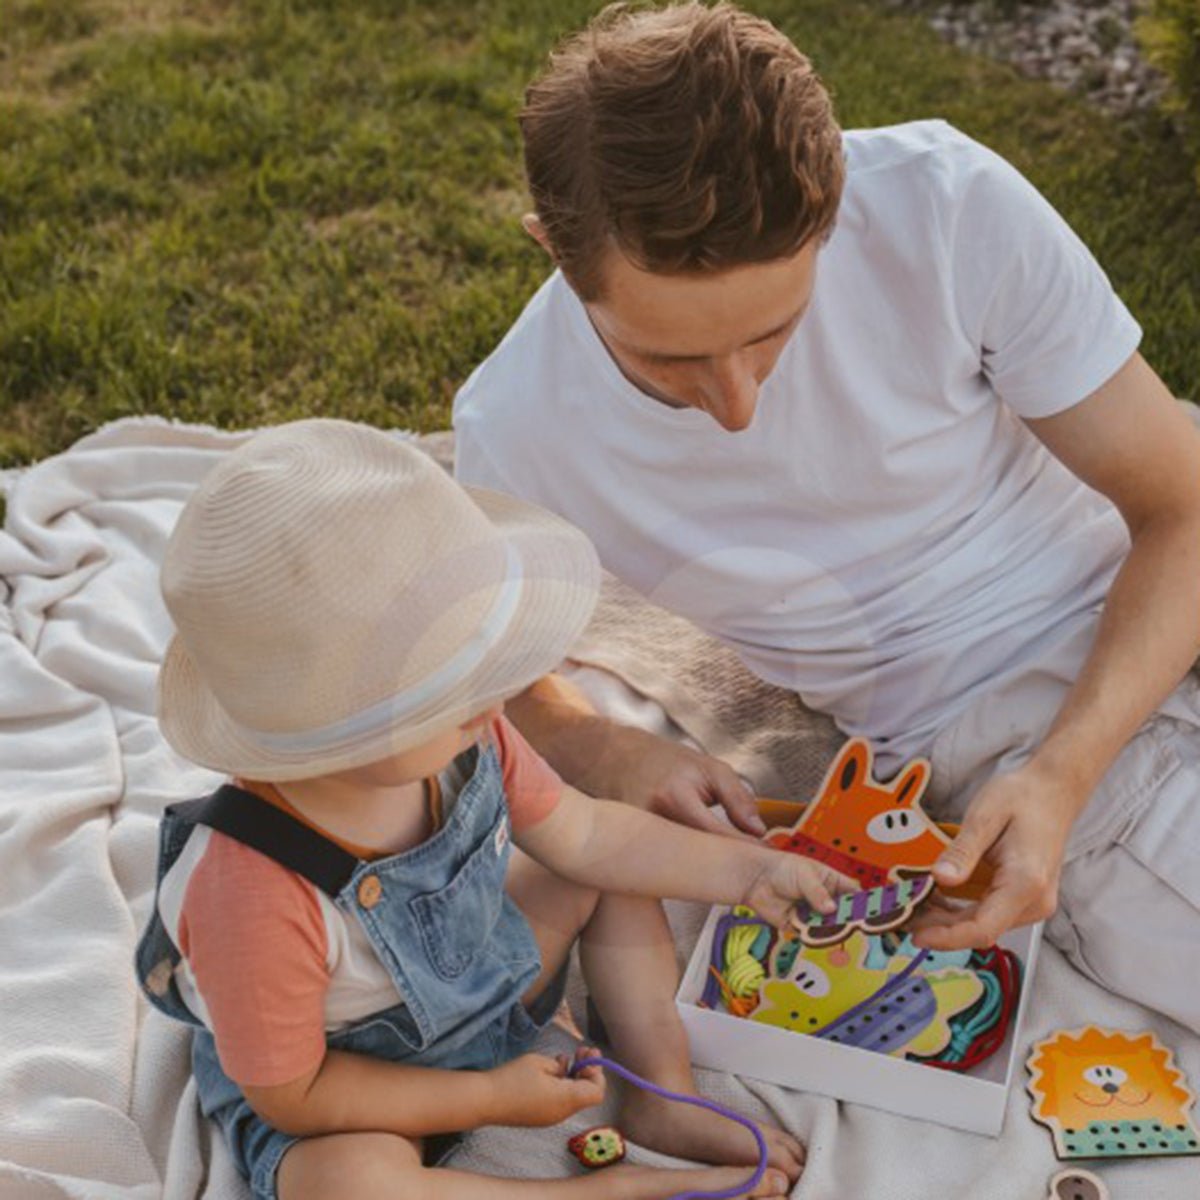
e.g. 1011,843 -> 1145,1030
136,419 -> 846,1200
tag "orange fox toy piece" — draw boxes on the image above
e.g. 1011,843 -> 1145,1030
764,738 -> 951,890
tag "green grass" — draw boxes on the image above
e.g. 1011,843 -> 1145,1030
2,0 -> 1199,468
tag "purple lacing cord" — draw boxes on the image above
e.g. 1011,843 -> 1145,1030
567,1054 -> 768,1200
810,947 -> 932,1039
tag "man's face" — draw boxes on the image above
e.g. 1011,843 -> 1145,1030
584,240 -> 819,432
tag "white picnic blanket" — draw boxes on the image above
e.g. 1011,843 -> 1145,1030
0,418 -> 1195,1200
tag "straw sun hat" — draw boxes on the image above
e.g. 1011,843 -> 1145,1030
157,419 -> 600,781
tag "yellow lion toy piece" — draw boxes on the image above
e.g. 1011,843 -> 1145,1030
1027,1026 -> 1200,1160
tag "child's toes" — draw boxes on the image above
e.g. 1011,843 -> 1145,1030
747,1167 -> 791,1197
763,1128 -> 806,1181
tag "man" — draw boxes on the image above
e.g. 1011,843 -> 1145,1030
453,2 -> 1200,1031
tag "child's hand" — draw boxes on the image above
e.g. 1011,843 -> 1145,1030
487,1047 -> 606,1127
742,851 -> 857,929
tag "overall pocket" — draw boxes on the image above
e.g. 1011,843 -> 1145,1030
410,815 -> 510,980
329,1003 -> 425,1060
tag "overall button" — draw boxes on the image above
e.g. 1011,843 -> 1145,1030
145,958 -> 174,997
357,874 -> 383,909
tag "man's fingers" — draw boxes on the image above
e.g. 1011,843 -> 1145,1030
913,882 -> 1029,951
709,767 -> 767,835
932,810 -> 1001,887
908,901 -> 977,934
906,890 -> 970,929
923,890 -> 964,913
915,913 -> 1007,952
668,793 -> 755,840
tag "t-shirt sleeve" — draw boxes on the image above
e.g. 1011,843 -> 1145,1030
946,134 -> 1141,419
453,381 -> 520,494
490,714 -> 565,831
177,833 -> 330,1088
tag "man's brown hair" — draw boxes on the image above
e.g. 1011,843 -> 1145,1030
521,2 -> 845,300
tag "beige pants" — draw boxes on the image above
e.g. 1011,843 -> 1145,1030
925,614 -> 1200,1033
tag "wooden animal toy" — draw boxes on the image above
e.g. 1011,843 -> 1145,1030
792,873 -> 935,946
1028,1027 -> 1200,1160
863,930 -> 972,971
753,931 -> 981,1057
764,738 -> 950,889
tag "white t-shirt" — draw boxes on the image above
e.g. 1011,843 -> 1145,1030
453,120 -> 1140,773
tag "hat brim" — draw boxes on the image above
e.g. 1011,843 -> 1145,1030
157,486 -> 600,781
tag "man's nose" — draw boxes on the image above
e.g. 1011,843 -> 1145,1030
705,354 -> 760,431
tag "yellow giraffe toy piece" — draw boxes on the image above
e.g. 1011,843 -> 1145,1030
752,931 -> 982,1058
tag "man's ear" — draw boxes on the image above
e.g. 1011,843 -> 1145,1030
522,213 -> 557,260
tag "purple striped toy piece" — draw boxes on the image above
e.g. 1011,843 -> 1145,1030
794,873 -> 935,947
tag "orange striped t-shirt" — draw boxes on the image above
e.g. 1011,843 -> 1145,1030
155,716 -> 562,1088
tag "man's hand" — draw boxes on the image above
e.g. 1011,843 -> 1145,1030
486,1049 -> 606,1128
506,676 -> 765,837
611,729 -> 767,839
912,762 -> 1080,950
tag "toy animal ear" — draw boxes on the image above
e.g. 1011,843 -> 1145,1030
893,760 -> 929,807
835,739 -> 871,792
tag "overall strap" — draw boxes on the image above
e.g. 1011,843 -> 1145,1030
167,784 -> 360,898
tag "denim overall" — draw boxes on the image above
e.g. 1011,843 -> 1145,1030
135,743 -> 558,1199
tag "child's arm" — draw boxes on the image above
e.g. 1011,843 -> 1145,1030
516,783 -> 852,926
242,1046 -> 605,1138
176,829 -> 606,1141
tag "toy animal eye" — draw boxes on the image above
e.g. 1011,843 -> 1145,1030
792,964 -> 831,998
866,809 -> 925,844
1083,1065 -> 1127,1086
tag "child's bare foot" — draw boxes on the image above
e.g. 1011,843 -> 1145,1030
611,1163 -> 790,1199
619,1087 -> 805,1184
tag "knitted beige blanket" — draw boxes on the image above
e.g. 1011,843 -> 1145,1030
571,573 -> 841,800
3,420 -> 1193,1200
420,430 -> 841,801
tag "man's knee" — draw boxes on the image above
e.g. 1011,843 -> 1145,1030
1051,845 -> 1200,1034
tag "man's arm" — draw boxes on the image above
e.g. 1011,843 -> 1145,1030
507,674 -> 766,837
1022,354 -> 1200,787
919,352 -> 1200,948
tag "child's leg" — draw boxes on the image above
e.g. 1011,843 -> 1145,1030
579,893 -> 804,1183
276,1129 -> 789,1199
506,854 -> 804,1184
506,846 -> 602,1009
